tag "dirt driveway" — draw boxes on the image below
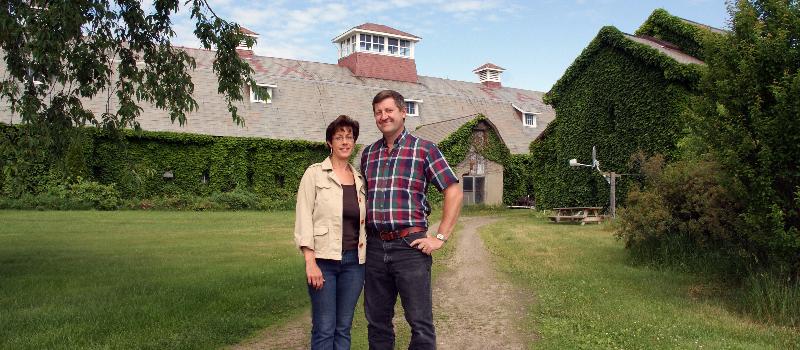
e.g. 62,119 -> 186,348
233,216 -> 531,349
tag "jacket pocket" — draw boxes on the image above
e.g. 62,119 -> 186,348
313,227 -> 329,253
314,227 -> 329,236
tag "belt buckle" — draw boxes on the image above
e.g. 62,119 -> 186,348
380,230 -> 400,241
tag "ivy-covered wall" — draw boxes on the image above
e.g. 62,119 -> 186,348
533,25 -> 702,209
0,124 -> 330,199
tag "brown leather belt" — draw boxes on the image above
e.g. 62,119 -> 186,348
371,226 -> 427,241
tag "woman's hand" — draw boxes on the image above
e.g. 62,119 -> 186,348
301,247 -> 324,290
306,261 -> 324,290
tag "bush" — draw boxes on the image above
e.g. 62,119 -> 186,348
116,189 -> 294,211
0,178 -> 120,210
210,188 -> 260,210
66,178 -> 120,210
616,155 -> 745,270
616,154 -> 799,326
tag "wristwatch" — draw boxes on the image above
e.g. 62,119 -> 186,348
435,233 -> 448,242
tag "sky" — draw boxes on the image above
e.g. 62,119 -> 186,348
169,0 -> 731,93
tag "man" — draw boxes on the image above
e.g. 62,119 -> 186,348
360,90 -> 464,349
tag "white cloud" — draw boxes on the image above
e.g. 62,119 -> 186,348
167,0 -> 514,61
441,0 -> 496,13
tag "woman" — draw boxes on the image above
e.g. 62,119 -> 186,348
294,115 -> 366,350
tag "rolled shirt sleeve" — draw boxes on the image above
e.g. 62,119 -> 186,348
424,143 -> 459,192
293,166 -> 316,250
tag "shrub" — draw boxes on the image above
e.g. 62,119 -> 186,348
0,178 -> 120,210
210,188 -> 260,210
616,155 -> 745,271
66,178 -> 120,210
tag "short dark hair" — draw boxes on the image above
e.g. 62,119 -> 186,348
372,90 -> 405,112
325,115 -> 359,144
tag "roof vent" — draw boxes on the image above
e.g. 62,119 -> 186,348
237,26 -> 259,50
473,63 -> 505,89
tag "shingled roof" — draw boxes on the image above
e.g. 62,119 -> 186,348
355,23 -> 420,39
1,47 -> 552,155
624,34 -> 704,65
473,63 -> 505,71
45,46 -> 551,155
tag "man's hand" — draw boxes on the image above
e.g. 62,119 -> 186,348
410,236 -> 444,255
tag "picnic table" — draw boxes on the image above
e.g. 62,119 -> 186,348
548,207 -> 604,225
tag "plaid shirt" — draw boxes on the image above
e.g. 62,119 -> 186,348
360,129 -> 459,232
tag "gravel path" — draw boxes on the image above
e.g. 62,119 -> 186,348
433,216 -> 530,350
233,216 -> 532,349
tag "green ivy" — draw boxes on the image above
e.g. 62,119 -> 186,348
534,25 -> 703,210
546,26 -> 703,108
1,125 -> 329,200
436,116 -> 510,166
635,8 -> 711,61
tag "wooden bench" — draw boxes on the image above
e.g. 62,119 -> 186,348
548,207 -> 604,225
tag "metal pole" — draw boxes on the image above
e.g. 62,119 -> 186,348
609,172 -> 616,218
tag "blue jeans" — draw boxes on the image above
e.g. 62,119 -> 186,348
364,231 -> 435,350
308,249 -> 365,350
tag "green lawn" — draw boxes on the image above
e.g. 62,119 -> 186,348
3,209 -> 798,349
480,210 -> 800,349
0,211 -> 307,349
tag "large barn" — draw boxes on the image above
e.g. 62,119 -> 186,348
1,23 -> 554,205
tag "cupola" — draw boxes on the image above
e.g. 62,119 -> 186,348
236,26 -> 259,59
473,63 -> 505,89
332,23 -> 421,83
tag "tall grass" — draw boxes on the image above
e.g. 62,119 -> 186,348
480,210 -> 799,349
738,272 -> 800,326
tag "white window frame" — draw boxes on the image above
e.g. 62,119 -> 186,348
387,37 -> 399,55
250,83 -> 276,104
523,113 -> 537,127
353,33 -> 412,58
405,99 -> 422,117
512,103 -> 539,128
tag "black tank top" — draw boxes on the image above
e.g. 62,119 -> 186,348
341,185 -> 359,250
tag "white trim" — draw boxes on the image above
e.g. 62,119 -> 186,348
472,66 -> 506,73
332,27 -> 420,43
344,33 -> 414,59
236,33 -> 259,50
511,103 -> 541,115
405,100 -> 420,117
250,83 -> 276,104
523,112 -> 537,128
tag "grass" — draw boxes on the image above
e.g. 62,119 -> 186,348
479,210 -> 800,349
4,209 -> 798,349
0,211 -> 307,349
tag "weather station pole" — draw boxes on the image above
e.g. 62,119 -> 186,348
568,146 -> 621,218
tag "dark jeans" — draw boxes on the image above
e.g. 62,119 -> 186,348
364,231 -> 435,350
308,249 -> 365,350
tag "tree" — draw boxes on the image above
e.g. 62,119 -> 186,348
0,0 -> 267,193
0,0 -> 263,141
691,0 -> 799,275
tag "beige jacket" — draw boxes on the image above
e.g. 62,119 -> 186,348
294,157 -> 367,263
